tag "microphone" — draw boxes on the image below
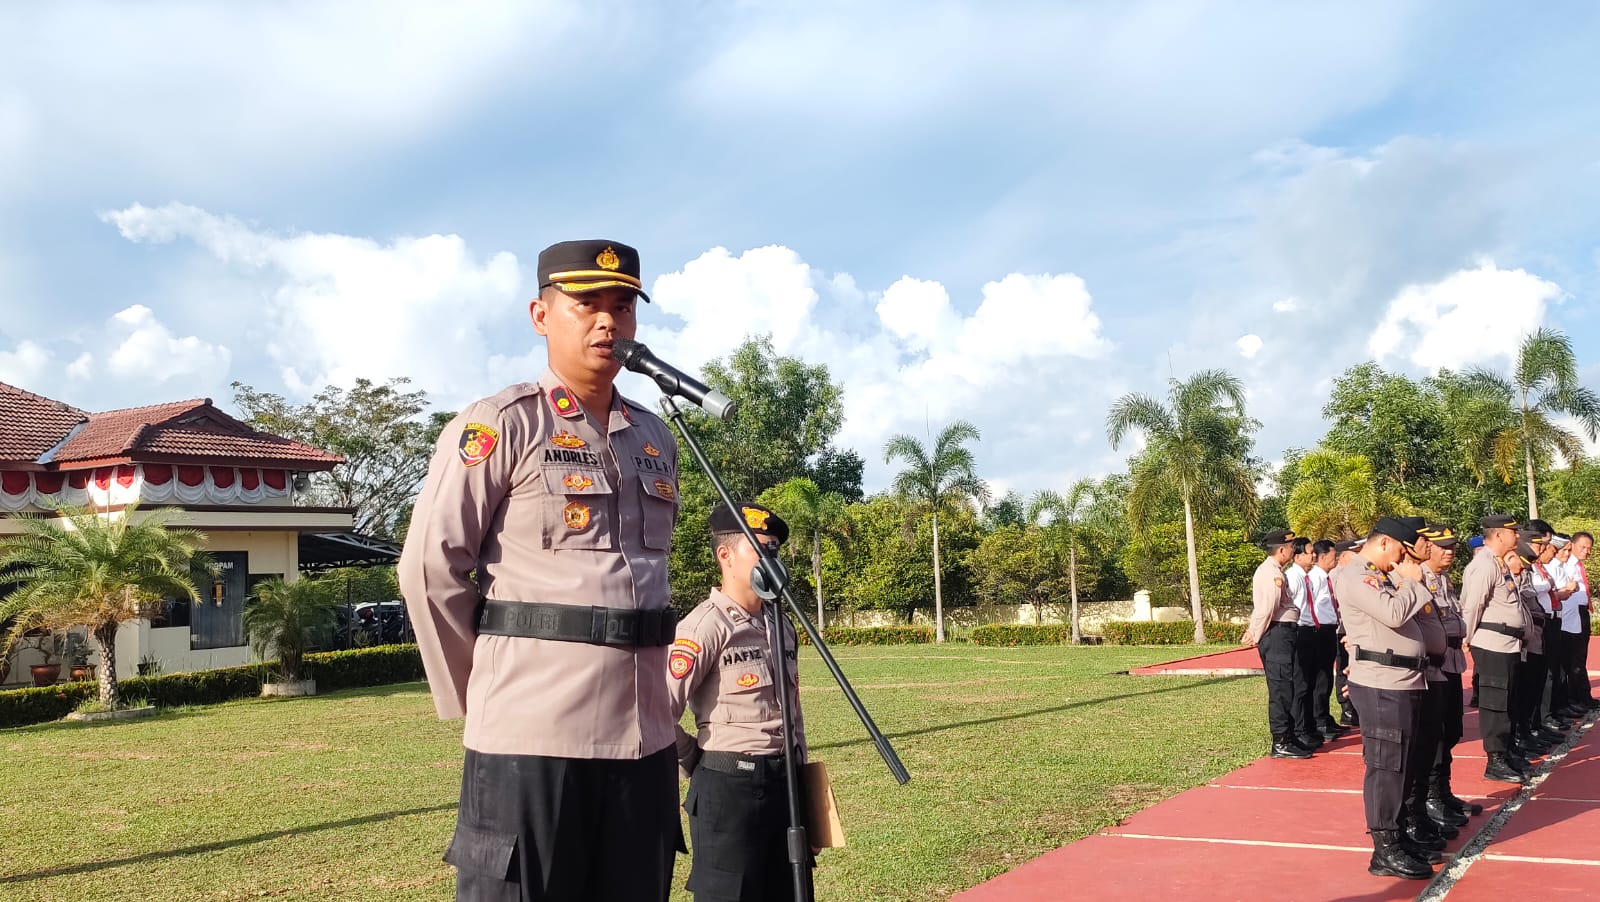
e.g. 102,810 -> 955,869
611,338 -> 739,421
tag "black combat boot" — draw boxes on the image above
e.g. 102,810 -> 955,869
1270,736 -> 1312,759
1484,753 -> 1525,783
1402,811 -> 1447,852
1370,829 -> 1433,879
1426,795 -> 1470,828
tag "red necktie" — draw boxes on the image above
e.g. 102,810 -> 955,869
1305,575 -> 1319,626
1536,562 -> 1559,611
1583,565 -> 1590,596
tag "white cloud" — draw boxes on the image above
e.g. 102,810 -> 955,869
105,305 -> 232,387
1236,334 -> 1264,358
65,352 -> 93,381
1272,298 -> 1299,313
103,202 -> 524,401
0,339 -> 52,387
1368,262 -> 1561,373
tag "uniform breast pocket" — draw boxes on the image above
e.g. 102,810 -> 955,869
639,473 -> 679,550
714,655 -> 773,722
540,464 -> 615,550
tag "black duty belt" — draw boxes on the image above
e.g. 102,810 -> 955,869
1426,652 -> 1446,668
1354,648 -> 1427,671
1477,621 -> 1525,640
478,600 -> 677,647
1446,636 -> 1463,649
699,749 -> 786,775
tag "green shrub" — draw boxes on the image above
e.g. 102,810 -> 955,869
797,626 -> 934,646
0,643 -> 425,729
970,624 -> 1072,646
1100,621 -> 1245,645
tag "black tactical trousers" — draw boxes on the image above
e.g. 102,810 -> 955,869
448,745 -> 680,902
1336,629 -> 1358,723
1406,679 -> 1446,813
684,751 -> 815,902
1348,683 -> 1424,832
1431,672 -> 1465,790
1515,652 -> 1547,734
1257,622 -> 1300,739
1473,648 -> 1519,755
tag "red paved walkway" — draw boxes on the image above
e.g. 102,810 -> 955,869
954,639 -> 1600,902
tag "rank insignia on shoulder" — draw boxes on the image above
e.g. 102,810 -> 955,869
563,473 -> 595,491
1363,576 -> 1380,590
643,442 -> 661,457
550,431 -> 587,449
563,501 -> 591,530
548,385 -> 582,419
458,423 -> 499,467
654,479 -> 676,501
736,673 -> 759,688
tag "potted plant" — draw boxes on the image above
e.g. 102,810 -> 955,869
25,630 -> 64,687
244,576 -> 337,698
68,638 -> 95,683
0,503 -> 210,711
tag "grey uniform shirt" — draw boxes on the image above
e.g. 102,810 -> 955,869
667,589 -> 806,775
1425,567 -> 1468,675
399,370 -> 681,758
1410,571 -> 1448,683
1334,558 -> 1431,692
1461,551 -> 1525,656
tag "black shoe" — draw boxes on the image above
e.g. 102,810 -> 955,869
1399,834 -> 1445,863
1559,704 -> 1587,719
1541,718 -> 1569,734
1583,698 -> 1600,711
1448,793 -> 1484,816
1403,816 -> 1447,851
1340,711 -> 1361,727
1427,797 -> 1470,828
1536,726 -> 1566,745
1430,817 -> 1460,840
1295,733 -> 1325,750
1469,695 -> 1479,708
1485,754 -> 1526,783
1507,749 -> 1534,772
1271,738 -> 1312,759
1369,830 -> 1433,880
1320,722 -> 1349,738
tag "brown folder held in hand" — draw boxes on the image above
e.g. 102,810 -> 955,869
804,761 -> 846,848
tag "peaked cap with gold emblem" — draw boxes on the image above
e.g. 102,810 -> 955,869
537,239 -> 651,301
710,500 -> 790,545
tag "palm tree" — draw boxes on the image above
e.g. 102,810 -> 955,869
1107,370 -> 1259,643
1028,480 -> 1119,643
0,504 -> 208,710
1286,450 -> 1410,539
884,421 -> 989,642
761,477 -> 848,628
1450,328 -> 1600,519
243,577 -> 337,685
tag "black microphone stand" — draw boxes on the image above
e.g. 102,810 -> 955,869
659,395 -> 911,902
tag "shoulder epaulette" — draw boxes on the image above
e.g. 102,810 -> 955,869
481,382 -> 543,412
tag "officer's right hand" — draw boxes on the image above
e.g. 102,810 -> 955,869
1394,559 -> 1423,582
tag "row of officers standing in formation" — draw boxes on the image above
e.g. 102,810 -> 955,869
399,239 -> 820,902
1243,516 -> 1599,880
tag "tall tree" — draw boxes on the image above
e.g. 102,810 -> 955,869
759,477 -> 848,628
1028,479 -> 1119,643
884,420 -> 989,642
231,378 -> 451,538
1107,370 -> 1259,643
0,505 -> 209,710
1286,450 -> 1409,539
1449,329 -> 1600,519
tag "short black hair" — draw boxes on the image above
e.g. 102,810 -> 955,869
1292,537 -> 1312,555
1576,531 -> 1594,543
711,530 -> 742,557
1313,539 -> 1337,557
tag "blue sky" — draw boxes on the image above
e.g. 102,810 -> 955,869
3,1 -> 1600,496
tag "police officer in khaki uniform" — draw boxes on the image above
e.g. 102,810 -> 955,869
1242,529 -> 1309,759
1391,519 -> 1456,852
1332,538 -> 1364,727
1335,517 -> 1436,880
668,502 -> 812,902
400,240 -> 684,901
1421,526 -> 1481,820
1512,526 -> 1559,759
1461,514 -> 1527,784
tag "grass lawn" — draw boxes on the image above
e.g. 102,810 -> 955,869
0,644 -> 1264,901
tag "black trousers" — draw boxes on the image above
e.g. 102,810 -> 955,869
1431,672 -> 1465,791
1290,625 -> 1320,738
1257,622 -> 1301,739
1348,683 -> 1424,831
685,752 -> 815,902
1515,652 -> 1547,734
1406,679 -> 1446,814
1574,606 -> 1594,702
1546,624 -> 1571,716
448,746 -> 680,902
1336,629 -> 1358,724
1297,625 -> 1340,733
1473,648 -> 1519,755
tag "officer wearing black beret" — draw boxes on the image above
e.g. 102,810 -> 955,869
667,502 -> 817,901
1460,514 -> 1527,783
1243,529 -> 1311,758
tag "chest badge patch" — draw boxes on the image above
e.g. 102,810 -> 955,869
1424,603 -> 1434,614
458,423 -> 499,467
1274,577 -> 1284,588
563,473 -> 595,491
1363,576 -> 1381,590
550,431 -> 587,449
563,502 -> 591,530
736,673 -> 760,688
643,442 -> 661,457
654,479 -> 676,500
